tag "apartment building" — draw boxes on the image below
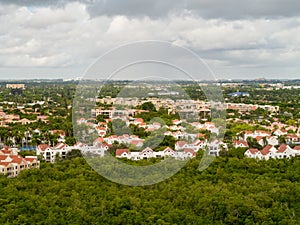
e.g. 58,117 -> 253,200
0,147 -> 39,177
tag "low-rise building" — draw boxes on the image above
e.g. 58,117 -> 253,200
244,144 -> 300,160
116,147 -> 197,161
37,143 -> 72,163
0,147 -> 39,177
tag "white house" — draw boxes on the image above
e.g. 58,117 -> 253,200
175,141 -> 189,150
115,146 -> 198,161
273,129 -> 287,136
266,136 -> 279,146
37,143 -> 72,162
139,147 -> 155,159
233,140 -> 249,148
206,140 -> 228,156
244,148 -> 260,159
116,149 -> 130,158
163,147 -> 176,157
254,130 -> 271,137
276,144 -> 295,159
260,145 -> 277,160
293,146 -> 300,155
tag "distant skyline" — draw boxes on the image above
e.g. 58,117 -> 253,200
0,1 -> 300,80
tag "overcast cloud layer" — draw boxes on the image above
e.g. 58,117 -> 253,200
0,0 -> 300,79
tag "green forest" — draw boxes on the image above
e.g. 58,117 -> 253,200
1,152 -> 300,224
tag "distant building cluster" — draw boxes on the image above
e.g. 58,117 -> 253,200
0,147 -> 40,177
228,92 -> 250,97
0,110 -> 49,127
6,84 -> 25,89
94,97 -> 212,118
226,103 -> 279,113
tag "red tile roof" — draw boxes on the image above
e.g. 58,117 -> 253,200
0,155 -> 9,161
0,149 -> 12,155
294,146 -> 300,151
25,158 -> 36,162
184,148 -> 196,156
260,145 -> 273,155
277,144 -> 288,153
234,140 -> 249,147
130,140 -> 142,145
37,144 -> 50,151
248,148 -> 259,154
10,155 -> 25,164
176,141 -> 187,148
94,137 -> 104,143
163,147 -> 174,153
116,149 -> 129,156
0,162 -> 10,167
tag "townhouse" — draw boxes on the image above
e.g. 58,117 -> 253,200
175,139 -> 227,156
0,147 -> 40,177
37,143 -> 72,163
244,144 -> 300,160
116,146 -> 196,161
233,140 -> 249,148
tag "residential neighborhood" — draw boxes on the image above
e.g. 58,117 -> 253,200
2,1 -> 300,223
0,80 -> 300,167
0,146 -> 40,177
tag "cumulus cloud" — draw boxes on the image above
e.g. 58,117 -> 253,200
0,0 -> 300,79
3,0 -> 300,20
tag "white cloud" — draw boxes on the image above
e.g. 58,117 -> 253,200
0,1 -> 300,79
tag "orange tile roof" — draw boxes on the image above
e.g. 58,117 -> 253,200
116,149 -> 129,156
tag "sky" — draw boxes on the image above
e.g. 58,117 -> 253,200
0,0 -> 300,80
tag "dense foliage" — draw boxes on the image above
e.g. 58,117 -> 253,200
1,153 -> 300,224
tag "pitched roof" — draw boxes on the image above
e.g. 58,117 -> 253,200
256,136 -> 264,141
248,148 -> 259,154
10,155 -> 25,164
94,137 -> 104,143
294,146 -> 300,151
37,144 -> 50,151
260,145 -> 273,155
0,162 -> 11,167
141,147 -> 153,154
53,143 -> 68,150
286,134 -> 299,138
234,140 -> 249,147
25,157 -> 37,162
116,149 -> 129,156
134,118 -> 144,123
0,155 -> 9,161
130,140 -> 143,145
184,148 -> 196,156
277,144 -> 288,153
176,141 -> 187,147
163,147 -> 174,153
0,149 -> 12,155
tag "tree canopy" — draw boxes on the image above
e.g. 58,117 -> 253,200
1,154 -> 300,224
